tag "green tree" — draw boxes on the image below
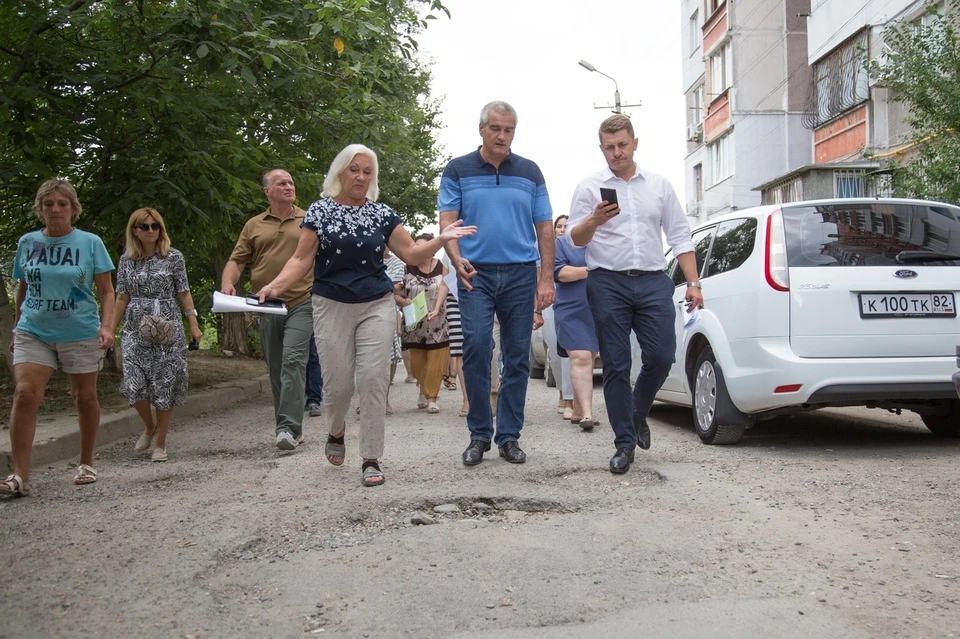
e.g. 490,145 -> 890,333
869,5 -> 960,203
0,0 -> 448,359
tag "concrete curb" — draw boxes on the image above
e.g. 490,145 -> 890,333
0,375 -> 269,475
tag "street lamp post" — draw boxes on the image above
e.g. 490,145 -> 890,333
578,59 -> 641,114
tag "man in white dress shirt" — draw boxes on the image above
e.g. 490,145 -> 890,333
567,114 -> 704,474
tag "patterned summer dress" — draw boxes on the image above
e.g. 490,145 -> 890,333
400,261 -> 449,349
116,249 -> 190,410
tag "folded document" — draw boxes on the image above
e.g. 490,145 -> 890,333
212,291 -> 288,316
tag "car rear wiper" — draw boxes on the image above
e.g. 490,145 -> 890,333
895,250 -> 960,264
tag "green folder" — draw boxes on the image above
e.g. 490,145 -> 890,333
402,290 -> 429,329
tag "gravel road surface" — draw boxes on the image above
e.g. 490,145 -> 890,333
2,371 -> 959,638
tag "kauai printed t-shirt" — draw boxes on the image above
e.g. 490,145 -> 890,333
13,229 -> 115,343
302,197 -> 402,303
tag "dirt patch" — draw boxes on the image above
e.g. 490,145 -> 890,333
0,349 -> 266,417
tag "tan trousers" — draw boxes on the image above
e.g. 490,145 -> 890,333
410,346 -> 450,401
312,293 -> 395,460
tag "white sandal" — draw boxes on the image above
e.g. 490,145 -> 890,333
74,464 -> 98,485
0,474 -> 29,497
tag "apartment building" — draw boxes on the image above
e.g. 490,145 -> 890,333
757,0 -> 955,204
681,0 -> 812,222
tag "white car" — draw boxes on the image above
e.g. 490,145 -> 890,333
657,198 -> 960,444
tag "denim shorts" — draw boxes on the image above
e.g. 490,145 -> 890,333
12,331 -> 104,374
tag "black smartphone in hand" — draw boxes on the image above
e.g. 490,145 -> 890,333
599,187 -> 619,213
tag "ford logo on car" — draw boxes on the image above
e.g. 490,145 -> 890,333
893,269 -> 918,279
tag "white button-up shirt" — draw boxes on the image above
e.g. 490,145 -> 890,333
567,165 -> 694,271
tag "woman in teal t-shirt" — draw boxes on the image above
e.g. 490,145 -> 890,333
2,179 -> 115,497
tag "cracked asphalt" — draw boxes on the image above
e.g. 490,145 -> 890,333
2,368 -> 959,638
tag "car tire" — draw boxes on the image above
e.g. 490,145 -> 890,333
692,347 -> 749,445
529,346 -> 544,379
544,345 -> 556,388
920,400 -> 960,437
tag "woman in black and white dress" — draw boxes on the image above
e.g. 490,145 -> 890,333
113,208 -> 202,462
442,253 -> 468,416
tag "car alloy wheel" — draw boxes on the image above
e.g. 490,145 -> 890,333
692,346 -> 747,445
694,358 -> 718,431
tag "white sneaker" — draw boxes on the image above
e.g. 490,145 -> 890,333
295,432 -> 306,444
276,431 -> 298,450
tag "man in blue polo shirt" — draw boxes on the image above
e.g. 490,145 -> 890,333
438,100 -> 555,466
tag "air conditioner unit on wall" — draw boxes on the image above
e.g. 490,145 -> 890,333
687,122 -> 703,143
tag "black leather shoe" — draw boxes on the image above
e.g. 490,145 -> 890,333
610,447 -> 635,474
463,440 -> 491,466
499,441 -> 527,464
634,416 -> 651,450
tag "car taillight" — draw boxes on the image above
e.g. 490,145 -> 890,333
764,210 -> 789,291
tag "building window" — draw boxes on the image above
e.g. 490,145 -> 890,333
709,133 -> 733,185
707,0 -> 723,15
710,41 -> 732,97
812,31 -> 868,126
765,176 -> 803,205
688,9 -> 701,54
834,169 -> 867,198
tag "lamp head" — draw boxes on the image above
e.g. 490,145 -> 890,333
578,60 -> 596,72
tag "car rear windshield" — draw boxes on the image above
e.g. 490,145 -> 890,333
782,202 -> 960,267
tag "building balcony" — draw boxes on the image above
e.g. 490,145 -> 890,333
704,89 -> 732,143
702,1 -> 728,55
814,104 -> 868,163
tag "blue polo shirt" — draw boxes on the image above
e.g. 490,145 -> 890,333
437,148 -> 552,265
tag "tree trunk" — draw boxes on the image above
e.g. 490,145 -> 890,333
222,313 -> 252,356
210,254 -> 253,357
0,268 -> 15,375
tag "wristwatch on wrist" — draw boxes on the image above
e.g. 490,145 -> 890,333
185,309 -> 198,317
686,281 -> 702,289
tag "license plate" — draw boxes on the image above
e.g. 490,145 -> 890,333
859,292 -> 956,318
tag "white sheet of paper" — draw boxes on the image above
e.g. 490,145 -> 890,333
212,291 -> 288,316
442,269 -> 459,301
683,304 -> 701,329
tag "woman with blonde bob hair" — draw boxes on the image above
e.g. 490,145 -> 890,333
257,144 -> 477,487
112,207 -> 202,462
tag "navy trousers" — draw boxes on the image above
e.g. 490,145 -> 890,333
586,269 -> 676,450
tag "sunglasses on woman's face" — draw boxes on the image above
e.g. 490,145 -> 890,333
138,223 -> 162,232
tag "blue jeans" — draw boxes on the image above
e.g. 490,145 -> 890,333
458,263 -> 538,446
306,333 -> 323,405
586,269 -> 676,450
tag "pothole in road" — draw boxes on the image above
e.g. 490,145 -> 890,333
530,466 -> 668,485
391,495 -> 580,527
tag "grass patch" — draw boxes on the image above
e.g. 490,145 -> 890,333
0,350 -> 266,418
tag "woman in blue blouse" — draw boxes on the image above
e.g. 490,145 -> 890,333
259,144 -> 475,487
554,222 -> 600,430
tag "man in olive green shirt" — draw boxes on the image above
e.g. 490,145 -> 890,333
221,169 -> 314,450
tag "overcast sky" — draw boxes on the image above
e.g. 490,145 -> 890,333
416,0 -> 687,221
